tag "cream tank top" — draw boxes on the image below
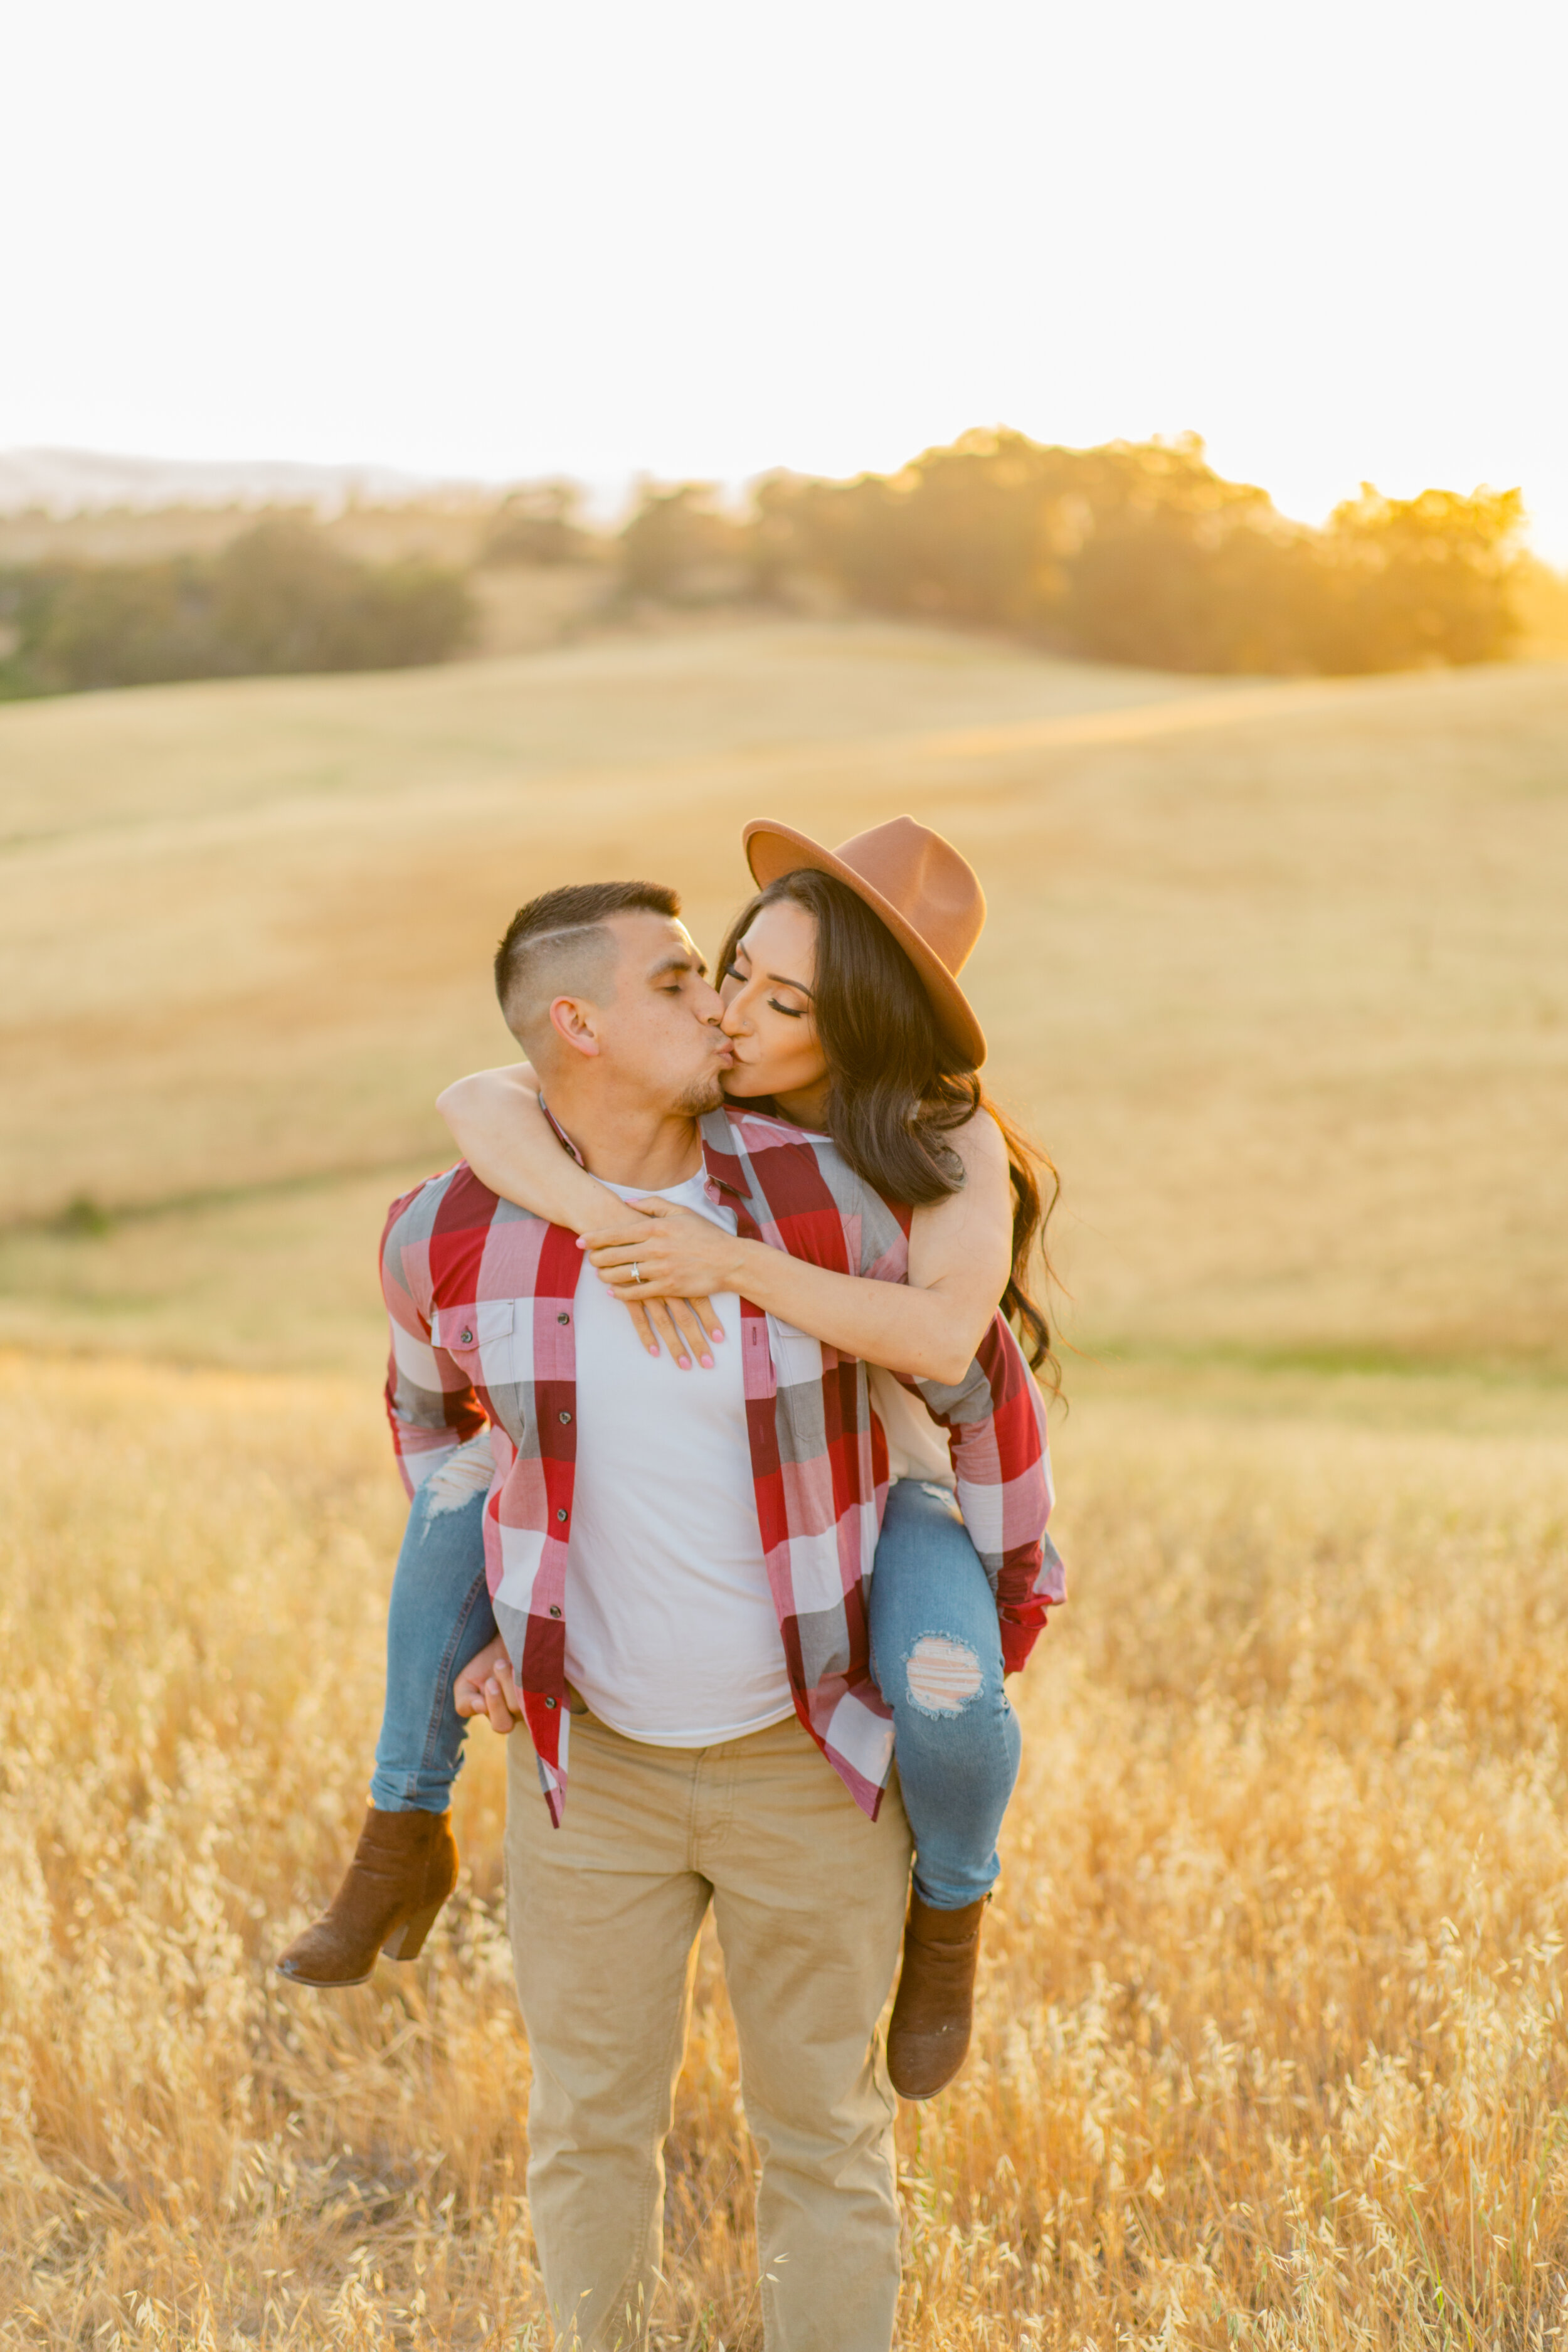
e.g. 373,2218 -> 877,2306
867,1364 -> 955,1488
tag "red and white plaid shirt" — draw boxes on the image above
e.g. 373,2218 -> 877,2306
381,1104 -> 1062,1823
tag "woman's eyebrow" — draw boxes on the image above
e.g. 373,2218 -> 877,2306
734,933 -> 812,995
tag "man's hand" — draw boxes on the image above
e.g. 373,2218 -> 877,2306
454,1634 -> 524,1734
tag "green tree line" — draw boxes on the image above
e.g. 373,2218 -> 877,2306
0,516 -> 473,696
621,431 -> 1527,674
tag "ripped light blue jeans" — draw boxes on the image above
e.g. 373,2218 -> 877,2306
867,1476 -> 1022,1910
369,1441 -> 1020,1911
369,1433 -> 498,1816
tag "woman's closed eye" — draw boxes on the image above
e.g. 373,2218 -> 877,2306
723,950 -> 805,1017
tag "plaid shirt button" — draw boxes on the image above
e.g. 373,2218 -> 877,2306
556,1507 -> 568,1522
544,1696 -> 558,1709
558,1410 -> 571,1423
549,1605 -> 562,1618
557,1311 -> 570,1324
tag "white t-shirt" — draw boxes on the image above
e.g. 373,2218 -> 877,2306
563,1171 -> 796,1747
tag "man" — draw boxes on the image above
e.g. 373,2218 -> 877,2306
378,878 -> 1050,2350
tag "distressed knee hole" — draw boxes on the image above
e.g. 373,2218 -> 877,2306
423,1433 -> 494,1516
905,1633 -> 983,1716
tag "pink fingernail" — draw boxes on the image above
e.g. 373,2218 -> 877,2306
646,1345 -> 660,1357
700,1354 -> 714,1369
677,1356 -> 691,1370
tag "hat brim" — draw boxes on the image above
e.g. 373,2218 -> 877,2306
741,818 -> 987,1069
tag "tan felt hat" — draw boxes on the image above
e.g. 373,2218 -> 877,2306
741,813 -> 988,1068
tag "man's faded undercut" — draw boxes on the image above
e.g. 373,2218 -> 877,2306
494,879 -> 682,1056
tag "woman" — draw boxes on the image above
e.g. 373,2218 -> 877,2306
278,815 -> 1062,2100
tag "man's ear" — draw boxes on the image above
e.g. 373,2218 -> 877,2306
548,995 -> 603,1059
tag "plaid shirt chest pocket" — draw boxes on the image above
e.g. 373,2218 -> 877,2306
766,1313 -> 827,1394
431,1298 -> 517,1388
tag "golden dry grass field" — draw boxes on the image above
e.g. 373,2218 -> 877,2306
3,620 -> 1568,2346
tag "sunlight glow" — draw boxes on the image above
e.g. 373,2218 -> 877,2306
5,0 -> 1564,555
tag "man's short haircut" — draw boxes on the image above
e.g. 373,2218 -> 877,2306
494,879 -> 682,1055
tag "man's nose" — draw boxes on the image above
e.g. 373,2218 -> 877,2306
694,977 -> 725,1024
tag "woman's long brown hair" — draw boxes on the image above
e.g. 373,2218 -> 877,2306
718,868 -> 1062,1394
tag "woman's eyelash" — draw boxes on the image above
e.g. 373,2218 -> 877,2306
723,960 -> 801,1015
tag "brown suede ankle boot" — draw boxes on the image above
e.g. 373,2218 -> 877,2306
886,1891 -> 988,2100
275,1806 -> 460,1990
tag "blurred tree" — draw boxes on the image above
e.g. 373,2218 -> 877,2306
745,433 -> 1528,677
1056,438 -> 1312,672
1310,484 -> 1525,671
480,481 -> 590,568
2,517 -> 473,694
753,434 -> 1071,625
210,517 -> 473,670
4,554 -> 219,691
620,484 -> 750,604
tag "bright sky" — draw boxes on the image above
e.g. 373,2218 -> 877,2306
6,0 -> 1566,555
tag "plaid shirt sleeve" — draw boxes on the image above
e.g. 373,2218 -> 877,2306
908,1313 -> 1063,1676
379,1177 -> 488,1497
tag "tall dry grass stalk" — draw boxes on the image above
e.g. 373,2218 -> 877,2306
5,1349 -> 1568,2346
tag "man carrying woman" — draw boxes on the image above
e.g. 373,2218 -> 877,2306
278,817 -> 1064,2351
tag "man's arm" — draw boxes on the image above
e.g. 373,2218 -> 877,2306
380,1184 -> 487,1496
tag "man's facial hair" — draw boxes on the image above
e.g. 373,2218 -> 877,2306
675,1068 -> 728,1117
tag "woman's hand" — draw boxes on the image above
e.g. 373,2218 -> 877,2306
437,1065 -> 720,1370
582,1200 -> 744,1342
622,1286 -> 724,1371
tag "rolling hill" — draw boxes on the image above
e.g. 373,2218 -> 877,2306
2,619 -> 1562,1382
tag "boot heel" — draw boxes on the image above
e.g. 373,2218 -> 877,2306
382,1897 -> 445,1962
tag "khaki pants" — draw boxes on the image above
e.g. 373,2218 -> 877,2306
504,1710 -> 913,2351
